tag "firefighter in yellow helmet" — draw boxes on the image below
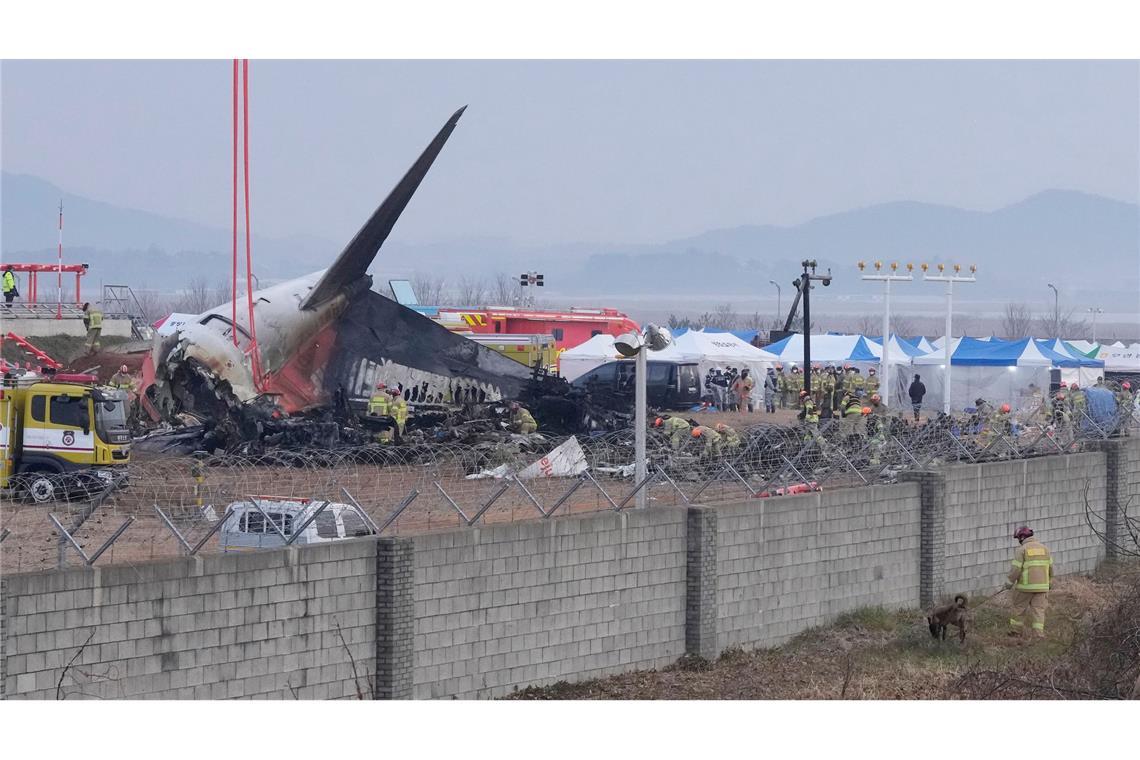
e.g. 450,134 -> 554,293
714,422 -> 741,452
1004,526 -> 1052,639
510,402 -> 538,434
839,391 -> 863,436
368,383 -> 395,442
1068,382 -> 1087,421
798,389 -> 819,443
654,415 -> 691,450
865,367 -> 880,398
108,364 -> 134,391
368,383 -> 390,417
850,366 -> 866,398
388,387 -> 409,436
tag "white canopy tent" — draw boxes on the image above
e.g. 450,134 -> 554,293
762,334 -> 883,368
669,330 -> 777,380
1096,343 -> 1140,372
559,329 -> 776,383
559,333 -> 622,381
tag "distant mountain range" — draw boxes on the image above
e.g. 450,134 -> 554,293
3,171 -> 1137,308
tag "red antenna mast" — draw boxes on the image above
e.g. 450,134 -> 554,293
231,58 -> 263,387
231,61 -> 239,343
56,200 -> 63,319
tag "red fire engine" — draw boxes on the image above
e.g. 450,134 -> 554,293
431,306 -> 639,352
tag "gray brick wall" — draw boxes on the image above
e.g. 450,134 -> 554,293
409,507 -> 689,699
375,537 -> 414,699
1,576 -> 7,700
714,483 -> 923,652
941,453 -> 1107,596
1116,438 -> 1140,555
685,507 -> 718,660
2,442 -> 1129,701
900,470 -> 947,608
1,539 -> 378,700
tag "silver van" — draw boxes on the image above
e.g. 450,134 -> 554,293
219,498 -> 377,552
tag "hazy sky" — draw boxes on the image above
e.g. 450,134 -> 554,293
3,60 -> 1138,247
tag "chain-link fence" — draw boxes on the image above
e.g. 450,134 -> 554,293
2,399 -> 1136,572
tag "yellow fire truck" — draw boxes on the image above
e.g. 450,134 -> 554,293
0,372 -> 131,502
464,334 -> 559,372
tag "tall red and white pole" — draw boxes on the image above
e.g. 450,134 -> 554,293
231,60 -> 239,343
57,200 -> 64,319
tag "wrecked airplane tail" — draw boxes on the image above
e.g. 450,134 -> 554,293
300,106 -> 468,310
325,290 -> 534,404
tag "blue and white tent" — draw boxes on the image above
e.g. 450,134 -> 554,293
865,335 -> 928,359
672,327 -> 760,344
912,338 -> 1090,412
761,333 -> 885,366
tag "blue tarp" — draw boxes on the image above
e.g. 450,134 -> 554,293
1084,387 -> 1117,430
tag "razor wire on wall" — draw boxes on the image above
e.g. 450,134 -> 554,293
2,398 -> 1136,572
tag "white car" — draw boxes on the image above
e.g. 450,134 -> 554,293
219,498 -> 376,552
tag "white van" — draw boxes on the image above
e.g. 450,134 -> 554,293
219,498 -> 377,552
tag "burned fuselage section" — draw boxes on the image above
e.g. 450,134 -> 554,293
325,289 -> 531,406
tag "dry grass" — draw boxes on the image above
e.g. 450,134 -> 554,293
506,567 -> 1139,700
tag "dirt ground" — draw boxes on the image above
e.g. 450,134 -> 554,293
506,567 -> 1138,700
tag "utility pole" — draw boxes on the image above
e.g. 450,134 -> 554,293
858,260 -> 914,408
769,280 -> 781,328
1087,307 -> 1103,343
1047,283 -> 1059,338
616,326 -> 672,510
798,260 -> 832,395
922,263 -> 977,414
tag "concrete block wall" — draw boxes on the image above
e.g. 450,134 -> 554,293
1124,438 -> 1140,502
941,453 -> 1108,595
2,443 -> 1130,700
0,539 -> 378,700
409,507 -> 688,699
713,483 -> 923,652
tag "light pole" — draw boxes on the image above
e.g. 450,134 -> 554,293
922,263 -> 977,414
858,260 -> 913,408
1087,307 -> 1103,343
796,260 -> 832,396
615,325 -> 673,509
1047,283 -> 1059,338
769,280 -> 781,327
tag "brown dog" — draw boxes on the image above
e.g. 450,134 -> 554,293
927,594 -> 968,642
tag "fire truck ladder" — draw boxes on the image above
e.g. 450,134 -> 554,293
0,332 -> 63,371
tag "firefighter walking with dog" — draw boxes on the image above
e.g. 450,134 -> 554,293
1003,525 -> 1052,639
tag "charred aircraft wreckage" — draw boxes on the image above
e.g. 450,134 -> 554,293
140,108 -> 624,454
